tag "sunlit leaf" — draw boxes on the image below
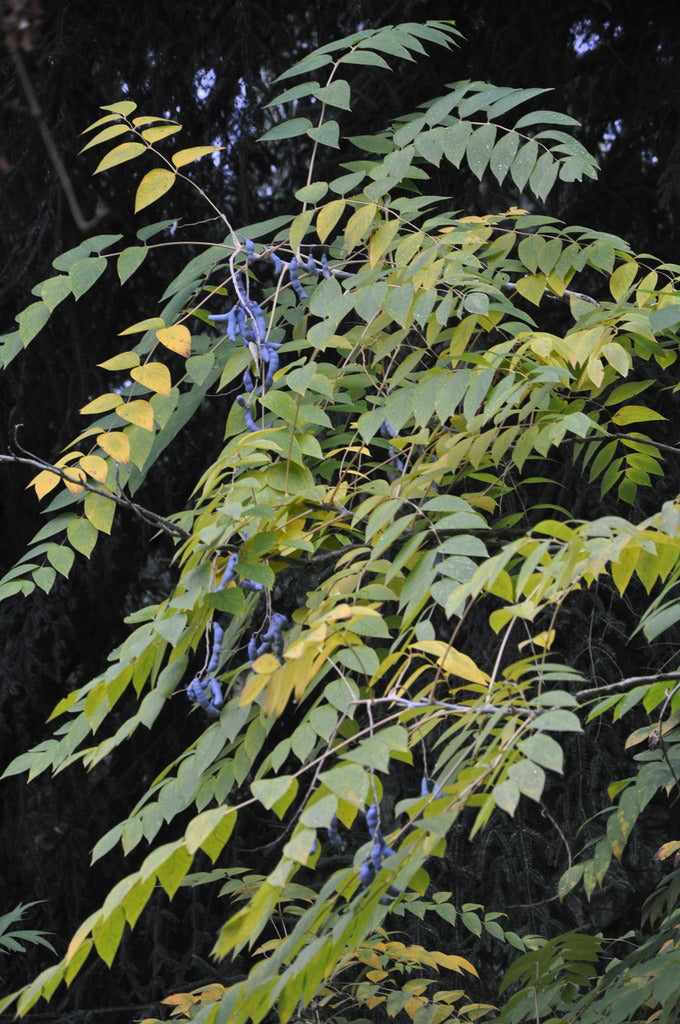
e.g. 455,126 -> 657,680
156,324 -> 191,357
171,146 -> 223,168
94,142 -> 146,174
134,169 -> 176,213
131,362 -> 172,397
97,431 -> 130,464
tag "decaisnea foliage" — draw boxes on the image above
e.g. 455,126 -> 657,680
2,18 -> 680,1024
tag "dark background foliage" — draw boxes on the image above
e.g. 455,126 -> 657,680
1,1 -> 679,1019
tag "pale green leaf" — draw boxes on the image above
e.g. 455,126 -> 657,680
69,257 -> 107,299
117,246 -> 148,284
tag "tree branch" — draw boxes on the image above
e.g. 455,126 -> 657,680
7,42 -> 108,232
575,672 -> 680,700
573,433 -> 680,457
0,444 -> 189,540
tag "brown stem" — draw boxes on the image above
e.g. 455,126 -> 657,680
7,42 -> 108,232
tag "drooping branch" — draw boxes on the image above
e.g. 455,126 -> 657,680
0,444 -> 189,540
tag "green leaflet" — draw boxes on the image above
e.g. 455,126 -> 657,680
3,17 -> 680,1024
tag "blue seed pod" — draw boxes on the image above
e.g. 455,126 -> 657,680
241,578 -> 264,592
244,298 -> 267,345
244,237 -> 255,260
269,252 -> 284,276
327,815 -> 342,848
207,622 -> 224,674
235,304 -> 248,342
187,675 -> 222,716
380,888 -> 401,905
186,676 -> 204,704
421,776 -> 443,799
243,407 -> 260,432
233,272 -> 247,304
370,841 -> 383,874
264,349 -> 279,387
359,861 -> 374,889
380,419 -> 397,440
205,675 -> 223,715
366,802 -> 379,834
305,253 -> 317,273
216,552 -> 238,591
247,634 -> 259,663
236,396 -> 261,433
320,252 -> 330,278
242,367 -> 255,392
288,257 -> 308,300
226,306 -> 238,342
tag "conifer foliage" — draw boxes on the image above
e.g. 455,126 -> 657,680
2,20 -> 680,1024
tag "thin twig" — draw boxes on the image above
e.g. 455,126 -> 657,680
502,280 -> 600,307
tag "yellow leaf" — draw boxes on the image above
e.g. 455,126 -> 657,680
79,455 -> 109,483
515,273 -> 546,306
156,324 -> 191,357
432,952 -> 478,976
119,317 -> 165,336
94,142 -> 146,174
135,168 -> 176,213
97,431 -> 130,464
609,260 -> 638,302
101,100 -> 137,116
98,351 -> 140,371
411,640 -> 489,685
54,451 -> 84,467
141,125 -> 181,143
80,112 -> 121,135
80,123 -> 130,153
131,361 -> 172,397
655,841 -> 680,862
64,467 -> 87,496
30,469 -> 60,500
586,357 -> 604,388
344,203 -> 378,251
117,399 -> 155,432
317,199 -> 346,243
80,392 -> 123,415
171,146 -> 223,168
369,220 -> 399,268
289,209 -> 314,251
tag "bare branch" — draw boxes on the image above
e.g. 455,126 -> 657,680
7,42 -> 108,232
